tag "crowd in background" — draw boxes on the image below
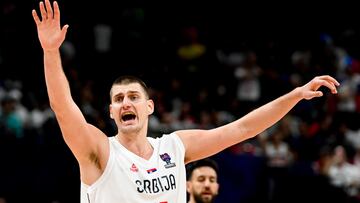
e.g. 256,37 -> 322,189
1,1 -> 360,202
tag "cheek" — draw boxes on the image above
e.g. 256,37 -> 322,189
212,184 -> 219,192
111,103 -> 121,107
194,182 -> 204,190
111,103 -> 121,110
110,104 -> 121,114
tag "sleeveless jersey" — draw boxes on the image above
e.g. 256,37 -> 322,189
80,133 -> 186,203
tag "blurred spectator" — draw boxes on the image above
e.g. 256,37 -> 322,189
263,125 -> 294,202
328,145 -> 360,198
0,94 -> 23,139
177,26 -> 206,61
264,127 -> 293,168
235,51 -> 262,104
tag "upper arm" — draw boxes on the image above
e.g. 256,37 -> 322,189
175,122 -> 249,163
54,101 -> 108,165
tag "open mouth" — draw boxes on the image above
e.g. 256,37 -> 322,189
121,112 -> 136,122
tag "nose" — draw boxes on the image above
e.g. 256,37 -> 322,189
122,96 -> 131,107
204,179 -> 211,187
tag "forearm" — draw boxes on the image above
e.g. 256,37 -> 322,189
236,87 -> 302,139
180,87 -> 304,162
181,76 -> 338,162
43,49 -> 73,111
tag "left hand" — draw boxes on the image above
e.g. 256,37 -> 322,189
300,75 -> 340,100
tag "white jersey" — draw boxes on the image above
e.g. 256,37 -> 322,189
80,133 -> 186,203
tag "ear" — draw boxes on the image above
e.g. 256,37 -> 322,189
109,104 -> 114,119
147,99 -> 154,115
186,181 -> 191,193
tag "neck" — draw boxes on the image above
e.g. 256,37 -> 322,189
188,197 -> 197,203
116,134 -> 153,160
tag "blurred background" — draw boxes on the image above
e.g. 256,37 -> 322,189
1,1 -> 360,202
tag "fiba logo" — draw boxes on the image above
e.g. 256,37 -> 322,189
160,153 -> 176,168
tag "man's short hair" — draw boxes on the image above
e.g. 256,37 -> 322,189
110,75 -> 150,100
186,158 -> 219,180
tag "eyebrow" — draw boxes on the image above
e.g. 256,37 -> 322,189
113,91 -> 140,98
198,175 -> 217,179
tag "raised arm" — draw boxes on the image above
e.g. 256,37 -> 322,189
32,0 -> 108,178
177,75 -> 340,163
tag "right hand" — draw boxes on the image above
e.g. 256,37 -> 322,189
32,0 -> 68,51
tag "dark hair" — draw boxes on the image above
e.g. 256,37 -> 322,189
186,158 -> 219,180
109,75 -> 150,100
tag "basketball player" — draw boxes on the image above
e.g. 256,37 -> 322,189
32,1 -> 340,202
186,158 -> 219,203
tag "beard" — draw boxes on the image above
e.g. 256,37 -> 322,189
193,193 -> 216,203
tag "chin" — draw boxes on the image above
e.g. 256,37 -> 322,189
201,196 -> 214,203
120,125 -> 140,134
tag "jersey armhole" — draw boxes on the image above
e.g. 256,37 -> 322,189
169,132 -> 185,158
82,137 -> 115,193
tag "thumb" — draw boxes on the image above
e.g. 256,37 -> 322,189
61,24 -> 69,35
305,91 -> 323,100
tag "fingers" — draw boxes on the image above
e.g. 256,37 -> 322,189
309,75 -> 339,95
317,75 -> 340,86
35,0 -> 58,22
303,89 -> 323,100
313,91 -> 323,98
316,79 -> 338,94
45,0 -> 53,20
32,9 -> 40,25
39,1 -> 47,21
302,75 -> 340,100
53,1 -> 60,21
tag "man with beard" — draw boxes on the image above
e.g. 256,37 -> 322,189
187,159 -> 219,203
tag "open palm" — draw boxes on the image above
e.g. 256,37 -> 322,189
32,0 -> 68,51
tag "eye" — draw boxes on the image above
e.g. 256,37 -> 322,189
210,177 -> 217,183
130,95 -> 138,101
197,177 -> 205,182
114,96 -> 123,102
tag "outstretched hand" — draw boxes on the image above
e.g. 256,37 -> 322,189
32,0 -> 68,51
300,75 -> 340,100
